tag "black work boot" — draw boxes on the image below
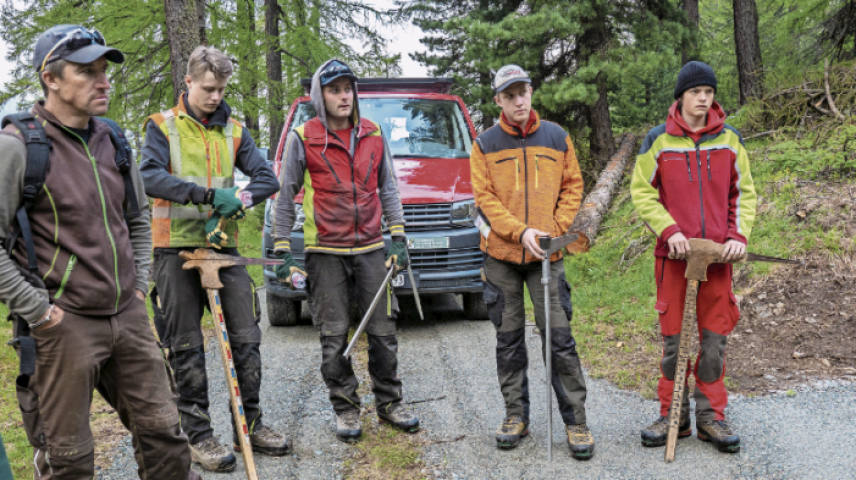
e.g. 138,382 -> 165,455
234,425 -> 292,456
496,414 -> 529,449
336,410 -> 363,443
641,416 -> 692,447
566,423 -> 595,460
377,403 -> 420,433
189,436 -> 237,472
697,420 -> 741,453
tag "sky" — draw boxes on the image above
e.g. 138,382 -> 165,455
0,0 -> 428,97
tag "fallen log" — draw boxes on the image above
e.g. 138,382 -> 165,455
566,132 -> 637,254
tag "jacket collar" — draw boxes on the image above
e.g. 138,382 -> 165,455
499,109 -> 540,138
666,100 -> 725,142
32,100 -> 111,139
177,93 -> 231,128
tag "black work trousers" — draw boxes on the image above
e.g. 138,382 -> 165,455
483,256 -> 588,426
304,249 -> 403,415
152,247 -> 263,444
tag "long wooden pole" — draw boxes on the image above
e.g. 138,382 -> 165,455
664,279 -> 699,463
205,288 -> 259,480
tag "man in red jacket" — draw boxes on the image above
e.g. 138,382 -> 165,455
272,59 -> 419,443
631,61 -> 757,454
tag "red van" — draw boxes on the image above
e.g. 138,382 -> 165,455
262,78 -> 488,325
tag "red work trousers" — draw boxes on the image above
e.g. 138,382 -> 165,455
655,257 -> 740,422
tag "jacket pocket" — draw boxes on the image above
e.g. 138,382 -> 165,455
482,279 -> 505,328
53,254 -> 77,300
655,300 -> 669,314
16,375 -> 46,449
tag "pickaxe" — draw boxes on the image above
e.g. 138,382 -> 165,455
663,238 -> 803,463
180,248 -> 285,480
537,232 -> 579,462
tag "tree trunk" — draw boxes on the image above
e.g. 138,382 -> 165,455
240,0 -> 259,136
682,0 -> 699,64
164,0 -> 205,104
265,0 -> 283,160
587,72 -> 615,169
480,71 -> 494,130
733,0 -> 764,104
566,133 -> 637,254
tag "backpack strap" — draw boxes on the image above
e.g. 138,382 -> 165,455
97,117 -> 141,217
1,113 -> 51,274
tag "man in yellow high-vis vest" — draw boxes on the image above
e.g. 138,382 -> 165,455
139,46 -> 284,473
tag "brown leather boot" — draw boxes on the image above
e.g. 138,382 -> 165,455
190,436 -> 237,472
336,410 -> 363,443
377,403 -> 420,433
566,423 -> 595,460
697,420 -> 741,453
234,424 -> 292,456
640,416 -> 692,447
495,414 -> 529,449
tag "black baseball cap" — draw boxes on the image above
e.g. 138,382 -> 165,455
34,25 -> 124,72
319,60 -> 357,86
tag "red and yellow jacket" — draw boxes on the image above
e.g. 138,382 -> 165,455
630,101 -> 757,257
470,110 -> 584,264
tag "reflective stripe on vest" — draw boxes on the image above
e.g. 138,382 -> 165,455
150,107 -> 242,247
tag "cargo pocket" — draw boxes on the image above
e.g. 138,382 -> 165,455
16,375 -> 46,449
482,279 -> 505,328
655,301 -> 669,314
558,274 -> 573,321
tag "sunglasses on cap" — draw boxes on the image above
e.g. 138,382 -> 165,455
40,27 -> 107,72
319,62 -> 356,86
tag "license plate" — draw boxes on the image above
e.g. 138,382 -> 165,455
391,274 -> 405,287
391,272 -> 419,289
408,237 -> 449,250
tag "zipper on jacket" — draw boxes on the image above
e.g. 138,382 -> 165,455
62,127 -> 122,310
515,158 -> 520,190
319,152 -> 343,184
696,145 -> 706,238
364,152 -> 374,187
522,137 -> 529,264
351,131 -> 361,244
534,154 -> 557,189
190,122 -> 213,189
53,254 -> 77,299
707,150 -> 712,181
684,152 -> 693,182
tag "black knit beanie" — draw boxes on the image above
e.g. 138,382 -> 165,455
674,61 -> 717,99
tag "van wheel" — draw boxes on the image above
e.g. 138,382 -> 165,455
463,293 -> 489,320
267,291 -> 300,327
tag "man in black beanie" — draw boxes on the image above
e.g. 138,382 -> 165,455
630,60 -> 757,454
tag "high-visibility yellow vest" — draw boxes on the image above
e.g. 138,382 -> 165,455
145,96 -> 243,248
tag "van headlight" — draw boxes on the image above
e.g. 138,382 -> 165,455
293,204 -> 306,231
450,199 -> 476,227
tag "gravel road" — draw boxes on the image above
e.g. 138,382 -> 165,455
98,294 -> 856,480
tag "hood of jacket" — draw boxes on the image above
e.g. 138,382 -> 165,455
666,100 -> 726,142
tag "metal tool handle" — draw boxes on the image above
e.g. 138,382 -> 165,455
206,289 -> 259,479
405,243 -> 424,320
542,256 -> 553,463
343,266 -> 396,358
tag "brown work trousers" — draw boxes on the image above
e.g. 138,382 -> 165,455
15,298 -> 200,480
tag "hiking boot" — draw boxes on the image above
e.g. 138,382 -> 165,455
566,423 -> 595,460
697,420 -> 741,453
641,416 -> 692,448
234,425 -> 292,456
495,414 -> 529,449
377,403 -> 420,433
190,436 -> 237,472
336,410 -> 363,443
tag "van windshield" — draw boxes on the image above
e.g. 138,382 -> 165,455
289,98 -> 473,159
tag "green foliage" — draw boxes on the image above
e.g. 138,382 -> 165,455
0,0 -> 399,148
752,124 -> 856,180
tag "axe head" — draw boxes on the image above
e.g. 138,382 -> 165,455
180,248 -> 238,289
683,239 -> 727,282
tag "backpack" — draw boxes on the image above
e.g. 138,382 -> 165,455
1,112 -> 140,378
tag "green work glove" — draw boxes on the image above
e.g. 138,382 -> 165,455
205,212 -> 229,249
274,251 -> 307,290
385,237 -> 409,274
211,186 -> 246,220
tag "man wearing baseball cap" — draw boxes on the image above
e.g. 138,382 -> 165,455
631,61 -> 756,453
272,59 -> 418,442
470,65 -> 594,459
0,24 -> 202,479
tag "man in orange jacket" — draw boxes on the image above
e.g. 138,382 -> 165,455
470,65 -> 593,459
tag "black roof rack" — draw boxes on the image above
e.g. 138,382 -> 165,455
299,77 -> 453,96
